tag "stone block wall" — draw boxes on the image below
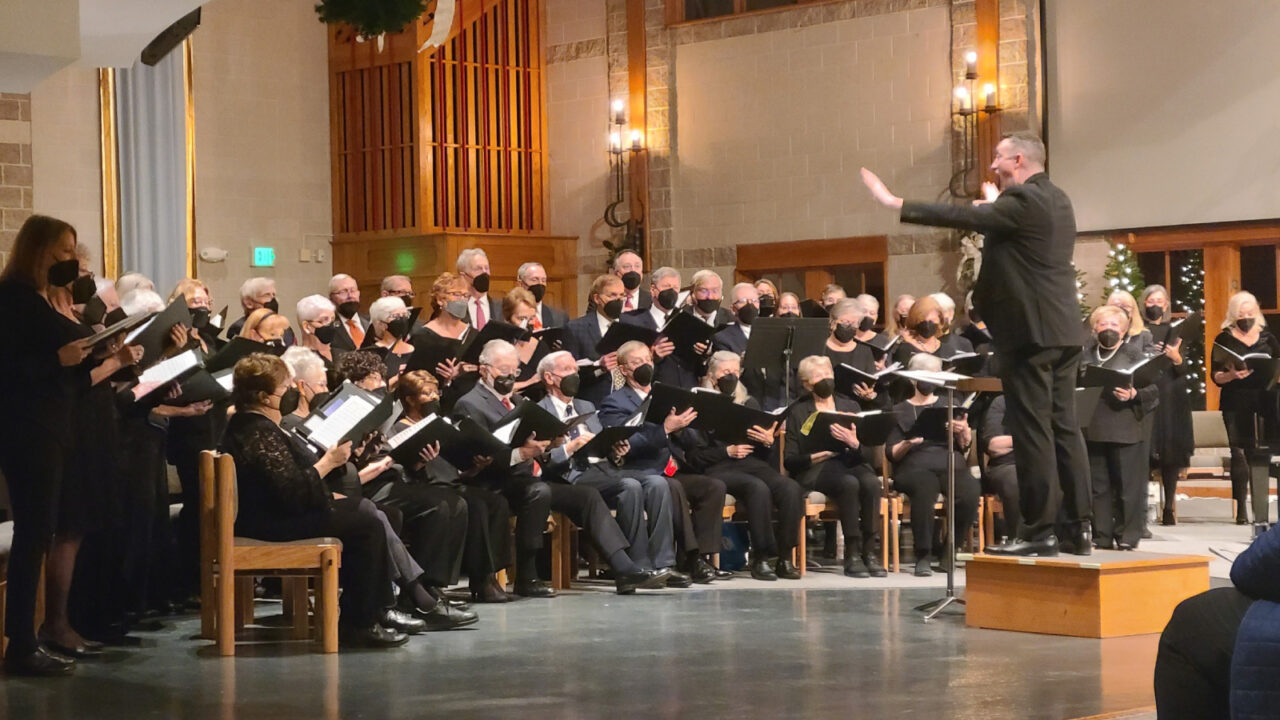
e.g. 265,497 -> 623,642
0,93 -> 33,264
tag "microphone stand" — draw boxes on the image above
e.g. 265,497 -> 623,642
915,378 -> 965,621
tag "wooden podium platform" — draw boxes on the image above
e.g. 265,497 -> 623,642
961,550 -> 1210,638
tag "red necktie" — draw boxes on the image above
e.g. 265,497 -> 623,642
474,298 -> 487,330
531,312 -> 543,331
501,396 -> 513,411
624,292 -> 634,311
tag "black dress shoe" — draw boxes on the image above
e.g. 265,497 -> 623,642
1162,509 -> 1177,526
513,580 -> 558,598
750,559 -> 778,581
382,608 -> 427,635
4,646 -> 76,676
844,554 -> 870,578
688,558 -> 716,584
913,557 -> 933,577
713,567 -> 735,580
615,568 -> 671,594
985,536 -> 1059,557
37,630 -> 104,659
1116,541 -> 1136,551
411,603 -> 479,631
864,554 -> 888,578
664,569 -> 693,588
339,623 -> 408,648
470,581 -> 514,603
775,558 -> 801,580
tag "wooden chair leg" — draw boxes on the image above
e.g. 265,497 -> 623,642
892,498 -> 901,573
549,515 -> 565,590
795,519 -> 807,577
320,549 -> 339,653
880,498 -> 890,571
562,523 -> 577,588
976,497 -> 986,553
234,576 -> 254,630
495,569 -> 508,589
286,577 -> 310,640
217,574 -> 236,656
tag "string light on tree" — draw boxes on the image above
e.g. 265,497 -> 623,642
1173,250 -> 1207,403
1104,240 -> 1144,297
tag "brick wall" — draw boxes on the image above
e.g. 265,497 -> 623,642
0,93 -> 33,264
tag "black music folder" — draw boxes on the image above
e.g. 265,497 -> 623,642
203,336 -> 273,373
493,400 -> 594,447
128,297 -> 193,366
596,321 -> 659,356
439,417 -> 511,471
834,361 -> 901,396
854,332 -> 902,360
83,310 -> 155,349
906,405 -> 965,443
385,414 -> 460,466
405,334 -> 464,374
459,321 -> 528,364
645,383 -> 699,423
1079,354 -> 1172,388
800,410 -> 897,451
659,312 -> 717,364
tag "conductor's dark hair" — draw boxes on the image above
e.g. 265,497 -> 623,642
0,214 -> 77,289
335,350 -> 384,384
1001,131 -> 1046,166
232,353 -> 290,413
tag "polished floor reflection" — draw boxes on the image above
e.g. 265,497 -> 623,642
1,587 -> 1158,720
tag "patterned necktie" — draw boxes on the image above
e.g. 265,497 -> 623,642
475,298 -> 487,330
624,292 -> 634,311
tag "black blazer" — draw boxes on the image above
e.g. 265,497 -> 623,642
1080,342 -> 1159,444
330,312 -> 372,352
465,296 -> 505,330
538,303 -> 569,329
598,385 -> 674,473
451,382 -> 530,483
682,303 -> 735,330
782,394 -> 872,488
901,173 -> 1084,354
621,307 -> 701,389
562,312 -> 615,405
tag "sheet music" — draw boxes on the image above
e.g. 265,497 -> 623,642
125,317 -> 156,344
137,350 -> 200,387
214,370 -> 235,391
306,395 -> 376,449
492,419 -> 519,444
387,413 -> 435,448
895,369 -> 970,384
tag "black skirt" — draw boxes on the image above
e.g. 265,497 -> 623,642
1149,367 -> 1194,468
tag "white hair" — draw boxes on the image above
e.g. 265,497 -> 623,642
907,353 -> 942,372
296,294 -> 335,323
612,250 -> 642,271
94,277 -> 115,295
240,276 -> 275,301
703,350 -> 748,404
929,292 -> 955,314
1224,291 -> 1267,330
121,289 -> 165,315
536,349 -> 574,378
797,355 -> 833,384
478,338 -> 517,366
116,272 -> 155,298
380,275 -> 411,293
730,282 -> 757,301
369,295 -> 408,324
281,346 -> 327,383
328,273 -> 356,294
650,266 -> 680,286
829,297 -> 865,321
691,269 -> 722,291
456,248 -> 488,274
517,262 -> 545,281
855,293 -> 879,316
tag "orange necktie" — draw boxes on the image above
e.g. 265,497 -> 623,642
346,318 -> 364,347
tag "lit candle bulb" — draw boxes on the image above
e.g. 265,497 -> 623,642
954,86 -> 971,113
611,99 -> 625,125
630,129 -> 643,151
609,131 -> 622,153
983,83 -> 996,110
964,51 -> 977,78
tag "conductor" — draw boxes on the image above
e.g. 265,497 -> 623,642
860,131 -> 1089,557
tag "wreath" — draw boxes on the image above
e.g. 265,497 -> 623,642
315,0 -> 428,38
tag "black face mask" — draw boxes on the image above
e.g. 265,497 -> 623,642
620,271 -> 642,291
602,298 -> 624,320
104,307 -> 128,326
278,387 -> 301,416
528,284 -> 547,303
472,272 -> 491,294
915,381 -> 939,395
47,259 -> 79,288
266,338 -> 287,353
833,323 -> 857,343
736,304 -> 759,326
858,316 -> 876,332
632,363 -> 654,386
337,300 -> 359,319
969,308 -> 983,324
915,320 -> 938,339
558,372 -> 581,398
387,317 -> 410,339
492,373 -> 517,395
310,390 -> 332,410
82,296 -> 108,326
1097,329 -> 1121,349
1237,318 -> 1256,333
696,298 -> 720,315
71,274 -> 96,304
191,307 -> 211,329
656,288 -> 679,311
263,298 -> 279,314
812,377 -> 835,399
420,399 -> 441,417
716,374 -> 739,395
1144,305 -> 1163,322
313,323 -> 337,345
779,311 -> 799,318
758,296 -> 776,317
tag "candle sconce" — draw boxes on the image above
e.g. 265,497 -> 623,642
950,51 -> 1001,199
605,99 -> 645,230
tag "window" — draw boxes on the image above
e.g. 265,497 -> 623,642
1136,248 -> 1207,410
671,0 -> 831,24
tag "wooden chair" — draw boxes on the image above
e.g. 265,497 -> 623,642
199,450 -> 341,655
882,449 -> 983,572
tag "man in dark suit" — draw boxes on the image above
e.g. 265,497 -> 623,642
613,250 -> 651,312
562,274 -> 627,406
516,261 -> 568,329
620,266 -> 697,388
861,131 -> 1089,556
328,273 -> 370,353
456,248 -> 503,330
599,341 -> 728,583
713,281 -> 784,410
685,269 -> 735,329
227,277 -> 293,343
537,350 -> 684,587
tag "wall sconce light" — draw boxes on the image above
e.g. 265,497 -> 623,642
605,98 -> 644,232
950,51 -> 1000,199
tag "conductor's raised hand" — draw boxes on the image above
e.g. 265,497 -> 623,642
973,181 -> 1000,206
860,168 -> 903,209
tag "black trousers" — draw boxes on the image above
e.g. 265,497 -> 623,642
548,481 -> 630,559
366,478 -> 467,587
997,344 -> 1091,541
0,434 -> 63,656
1088,440 -> 1148,547
892,454 -> 979,560
803,460 -> 881,547
982,461 -> 1022,541
457,485 -> 511,584
667,473 -> 726,557
1154,587 -> 1253,720
322,498 -> 394,629
1223,409 -> 1273,523
707,456 -> 803,558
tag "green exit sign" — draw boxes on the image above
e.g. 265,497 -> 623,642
251,247 -> 276,267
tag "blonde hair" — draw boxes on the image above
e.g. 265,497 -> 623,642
1088,304 -> 1130,331
797,355 -> 833,385
1106,289 -> 1144,337
169,277 -> 209,305
1223,291 -> 1267,330
241,308 -> 276,339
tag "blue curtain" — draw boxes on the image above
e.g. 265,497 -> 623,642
115,50 -> 187,295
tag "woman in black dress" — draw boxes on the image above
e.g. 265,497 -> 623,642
1140,284 -> 1195,525
503,287 -> 548,400
0,215 -> 94,674
1210,291 -> 1280,525
412,272 -> 476,411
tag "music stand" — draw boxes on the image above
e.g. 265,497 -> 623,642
742,317 -> 830,402
901,372 -> 1002,621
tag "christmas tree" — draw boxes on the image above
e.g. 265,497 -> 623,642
1174,250 -> 1207,407
1104,240 -> 1145,298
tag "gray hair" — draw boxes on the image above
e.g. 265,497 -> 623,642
369,295 -> 408,324
1139,284 -> 1171,324
456,248 -> 488,274
617,340 -> 650,365
907,353 -> 942,372
828,297 -> 865,322
328,273 -> 356,294
730,282 -> 757,302
281,346 -> 326,383
612,250 -> 642,271
1223,291 -> 1267,330
517,262 -> 545,281
117,272 -> 155,298
240,276 -> 275,301
929,292 -> 955,314
650,266 -> 680,287
121,289 -> 165,315
797,355 -> 833,384
380,274 -> 411,293
855,293 -> 880,316
703,350 -> 748,403
690,269 -> 722,291
478,338 -> 517,366
1002,131 -> 1046,167
296,294 -> 336,323
536,349 -> 574,378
